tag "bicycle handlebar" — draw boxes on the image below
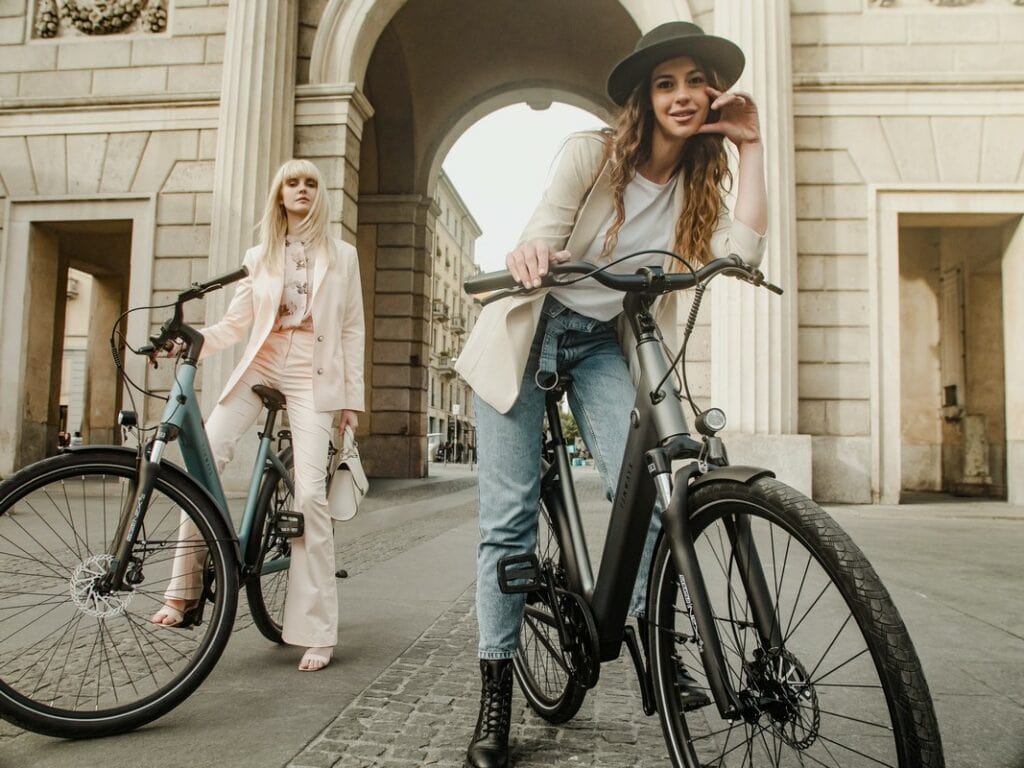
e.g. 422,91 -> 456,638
138,266 -> 249,356
463,255 -> 782,305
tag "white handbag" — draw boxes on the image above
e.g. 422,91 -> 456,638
327,426 -> 368,521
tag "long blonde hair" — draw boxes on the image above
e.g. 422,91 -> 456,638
255,158 -> 335,273
602,61 -> 731,268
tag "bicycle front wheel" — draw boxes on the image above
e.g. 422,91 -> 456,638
512,496 -> 589,723
244,448 -> 293,644
647,476 -> 943,768
0,449 -> 239,738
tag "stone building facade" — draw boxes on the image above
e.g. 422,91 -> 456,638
427,170 -> 482,463
1,0 -> 1021,503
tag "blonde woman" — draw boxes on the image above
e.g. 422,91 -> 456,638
454,22 -> 767,767
151,159 -> 365,673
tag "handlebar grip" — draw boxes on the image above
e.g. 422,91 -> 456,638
197,265 -> 249,294
464,269 -> 520,295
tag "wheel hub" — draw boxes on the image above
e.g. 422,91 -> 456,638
69,554 -> 134,618
748,648 -> 820,749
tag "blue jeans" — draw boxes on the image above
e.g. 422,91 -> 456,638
474,297 -> 660,659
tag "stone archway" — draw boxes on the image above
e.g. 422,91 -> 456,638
315,0 -> 696,476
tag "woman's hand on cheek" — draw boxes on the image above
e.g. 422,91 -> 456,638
698,86 -> 761,147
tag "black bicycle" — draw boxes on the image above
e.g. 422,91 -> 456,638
464,255 -> 943,767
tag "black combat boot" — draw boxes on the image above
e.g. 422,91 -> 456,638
465,658 -> 513,768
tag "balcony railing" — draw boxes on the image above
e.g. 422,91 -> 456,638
432,299 -> 449,322
449,315 -> 465,335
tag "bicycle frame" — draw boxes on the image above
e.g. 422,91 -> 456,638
545,291 -> 784,721
106,357 -> 294,589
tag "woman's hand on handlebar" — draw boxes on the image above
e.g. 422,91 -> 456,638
147,339 -> 184,368
506,240 -> 572,289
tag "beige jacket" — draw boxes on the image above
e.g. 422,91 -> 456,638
455,132 -> 766,414
200,238 -> 365,413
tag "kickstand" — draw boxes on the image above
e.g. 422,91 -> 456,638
623,624 -> 657,716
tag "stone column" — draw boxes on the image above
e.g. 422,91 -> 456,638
203,1 -> 298,414
357,195 -> 439,478
711,0 -> 810,493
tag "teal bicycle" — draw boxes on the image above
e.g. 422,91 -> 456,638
0,268 -> 304,738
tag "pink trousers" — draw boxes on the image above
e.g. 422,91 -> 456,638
166,327 -> 339,647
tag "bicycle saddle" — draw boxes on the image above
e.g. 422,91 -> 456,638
251,385 -> 287,411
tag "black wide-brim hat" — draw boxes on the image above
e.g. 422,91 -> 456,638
607,21 -> 745,106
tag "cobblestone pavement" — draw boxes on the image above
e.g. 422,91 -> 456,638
288,588 -> 670,768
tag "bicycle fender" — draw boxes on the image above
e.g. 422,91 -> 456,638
62,446 -> 241,558
690,464 -> 775,492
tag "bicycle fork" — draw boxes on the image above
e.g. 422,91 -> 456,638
656,462 -> 783,722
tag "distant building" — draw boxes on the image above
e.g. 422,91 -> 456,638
428,172 -> 482,463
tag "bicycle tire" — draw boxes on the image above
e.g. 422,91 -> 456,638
0,449 -> 239,738
244,447 -> 293,644
647,476 -> 943,768
512,495 -> 589,723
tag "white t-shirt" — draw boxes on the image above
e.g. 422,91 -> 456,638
548,171 -> 676,321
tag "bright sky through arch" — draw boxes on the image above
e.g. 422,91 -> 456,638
442,103 -> 606,274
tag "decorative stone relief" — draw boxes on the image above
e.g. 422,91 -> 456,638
34,0 -> 167,39
869,0 -> 1023,6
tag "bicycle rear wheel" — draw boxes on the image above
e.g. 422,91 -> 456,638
244,448 -> 293,644
512,496 -> 589,723
647,476 -> 943,768
0,449 -> 238,738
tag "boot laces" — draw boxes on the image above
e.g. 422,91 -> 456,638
479,666 -> 512,738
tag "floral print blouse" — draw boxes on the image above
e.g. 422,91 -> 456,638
276,237 -> 315,330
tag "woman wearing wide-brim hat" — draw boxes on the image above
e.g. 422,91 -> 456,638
457,21 -> 767,768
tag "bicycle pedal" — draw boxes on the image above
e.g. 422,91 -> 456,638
497,553 -> 543,594
273,511 -> 304,538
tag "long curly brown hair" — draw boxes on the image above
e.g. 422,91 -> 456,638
601,61 -> 732,269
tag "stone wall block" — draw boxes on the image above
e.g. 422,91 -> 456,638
174,6 -> 229,35
372,341 -> 427,366
794,117 -> 823,150
821,254 -> 869,290
794,150 -> 862,185
0,72 -> 15,96
791,44 -> 862,75
908,13 -> 1000,45
372,365 -> 424,389
792,0 -> 860,12
796,219 -> 866,255
375,293 -> 414,316
163,160 -> 215,193
371,411 -> 416,435
0,137 -> 35,195
67,134 -> 107,194
375,247 -> 419,272
796,184 -> 868,220
377,223 -> 417,247
153,257 -> 195,290
0,15 -> 23,44
880,117 -> 939,183
862,44 -> 954,74
799,363 -> 871,400
19,69 -> 90,99
798,400 -> 826,435
27,135 -> 67,195
798,290 -> 869,327
294,124 -> 346,157
825,400 -> 870,436
198,129 -> 217,159
791,13 -> 907,46
99,132 -> 148,192
157,193 -> 195,225
130,36 -> 206,66
194,192 -> 212,223
205,34 -> 225,63
0,44 -> 55,72
980,117 -> 1024,183
155,225 -> 211,258
373,317 -> 420,341
811,435 -> 872,503
133,131 -> 200,193
371,388 -> 411,412
92,66 -> 168,96
58,41 -> 131,70
799,325 -> 870,363
166,63 -> 222,93
0,0 -> 25,16
956,42 -> 1024,72
929,116 -> 982,183
374,269 -> 425,294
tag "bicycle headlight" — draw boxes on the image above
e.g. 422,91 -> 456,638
695,408 -> 727,436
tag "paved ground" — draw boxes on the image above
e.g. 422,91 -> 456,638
2,463 -> 1022,768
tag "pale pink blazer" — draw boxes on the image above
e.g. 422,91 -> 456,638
200,238 -> 365,413
455,132 -> 766,414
